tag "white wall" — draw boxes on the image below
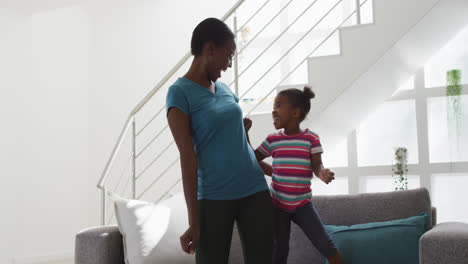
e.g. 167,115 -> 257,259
0,6 -> 89,263
0,8 -> 33,263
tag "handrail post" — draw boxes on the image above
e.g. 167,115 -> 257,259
356,0 -> 361,24
132,118 -> 136,199
101,187 -> 106,225
233,12 -> 240,96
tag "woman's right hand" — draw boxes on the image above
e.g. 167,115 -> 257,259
180,223 -> 200,255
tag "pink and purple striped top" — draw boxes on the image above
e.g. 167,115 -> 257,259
256,129 -> 323,212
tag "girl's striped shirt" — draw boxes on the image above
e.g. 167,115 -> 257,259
256,129 -> 323,212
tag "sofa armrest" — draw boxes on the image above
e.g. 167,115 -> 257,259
431,207 -> 437,227
420,222 -> 468,264
75,225 -> 125,264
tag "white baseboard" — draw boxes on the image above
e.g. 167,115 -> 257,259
12,251 -> 73,264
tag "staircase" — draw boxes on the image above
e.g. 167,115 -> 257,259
97,0 -> 468,225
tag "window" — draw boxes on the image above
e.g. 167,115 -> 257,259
357,100 -> 418,166
427,95 -> 468,163
359,175 -> 420,193
322,138 -> 348,167
431,173 -> 468,223
312,176 -> 349,195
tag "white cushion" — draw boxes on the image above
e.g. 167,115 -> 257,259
113,193 -> 194,264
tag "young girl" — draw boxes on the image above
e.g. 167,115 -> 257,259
245,87 -> 344,264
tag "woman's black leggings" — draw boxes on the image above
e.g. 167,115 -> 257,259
196,190 -> 274,264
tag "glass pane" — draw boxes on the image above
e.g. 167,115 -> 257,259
427,96 -> 468,162
432,173 -> 468,223
424,24 -> 468,88
322,138 -> 348,168
359,175 -> 420,193
312,176 -> 349,195
357,100 -> 418,166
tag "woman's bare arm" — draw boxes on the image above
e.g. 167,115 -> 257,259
167,107 -> 199,254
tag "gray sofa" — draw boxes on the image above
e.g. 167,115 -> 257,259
75,188 -> 468,263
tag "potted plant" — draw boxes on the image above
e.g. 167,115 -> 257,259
392,147 -> 408,191
446,69 -> 463,159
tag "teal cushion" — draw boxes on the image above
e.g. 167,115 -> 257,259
325,213 -> 430,264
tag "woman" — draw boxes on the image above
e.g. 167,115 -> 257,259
166,18 -> 273,264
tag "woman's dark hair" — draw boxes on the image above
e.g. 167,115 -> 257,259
191,18 -> 235,56
278,86 -> 315,121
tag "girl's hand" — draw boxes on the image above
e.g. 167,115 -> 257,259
243,117 -> 252,132
318,169 -> 335,184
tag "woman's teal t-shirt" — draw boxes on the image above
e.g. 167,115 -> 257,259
166,77 -> 268,200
